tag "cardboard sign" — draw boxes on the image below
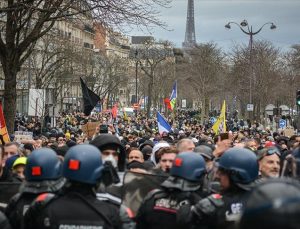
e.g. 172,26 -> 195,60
14,131 -> 33,143
81,121 -> 101,138
283,128 -> 295,138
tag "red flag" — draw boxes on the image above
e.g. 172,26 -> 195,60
0,103 -> 10,144
164,98 -> 171,110
111,104 -> 118,119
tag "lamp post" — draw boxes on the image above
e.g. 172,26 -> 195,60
134,50 -> 138,116
135,50 -> 138,104
225,20 -> 276,120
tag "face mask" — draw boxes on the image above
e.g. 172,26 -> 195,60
103,154 -> 117,168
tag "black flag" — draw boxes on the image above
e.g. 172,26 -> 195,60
80,77 -> 100,116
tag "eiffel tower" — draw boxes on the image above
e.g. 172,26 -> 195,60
182,0 -> 197,48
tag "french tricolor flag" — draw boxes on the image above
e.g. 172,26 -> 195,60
157,112 -> 171,134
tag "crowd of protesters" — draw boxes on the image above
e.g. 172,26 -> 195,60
0,109 -> 300,228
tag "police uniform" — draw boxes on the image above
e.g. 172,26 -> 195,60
136,152 -> 207,229
24,187 -> 121,229
136,188 -> 202,229
5,148 -> 65,229
24,144 -> 131,229
178,148 -> 259,229
5,179 -> 65,229
6,192 -> 38,229
213,186 -> 248,228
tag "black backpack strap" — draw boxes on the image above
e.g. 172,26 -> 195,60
71,192 -> 114,227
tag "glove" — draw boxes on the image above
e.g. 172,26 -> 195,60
192,194 -> 224,219
176,202 -> 193,226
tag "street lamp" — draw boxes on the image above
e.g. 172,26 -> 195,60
225,19 -> 276,118
134,50 -> 138,116
135,50 -> 138,104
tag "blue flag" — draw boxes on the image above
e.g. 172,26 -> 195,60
157,112 -> 171,134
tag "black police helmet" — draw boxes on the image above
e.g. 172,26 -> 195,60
170,152 -> 206,182
239,178 -> 300,229
63,144 -> 103,185
25,148 -> 62,181
218,147 -> 258,184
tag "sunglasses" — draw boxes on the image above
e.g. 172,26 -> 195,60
265,148 -> 280,156
258,148 -> 280,160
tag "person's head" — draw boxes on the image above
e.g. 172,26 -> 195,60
245,139 -> 259,151
157,147 -> 179,173
63,144 -> 103,186
3,142 -> 19,166
90,134 -> 125,171
127,135 -> 134,143
176,138 -> 195,152
128,148 -> 144,163
151,142 -> 170,165
194,145 -> 214,170
239,178 -> 300,229
34,139 -> 43,149
216,147 -> 258,192
23,143 -> 34,156
257,147 -> 280,178
56,135 -> 65,145
12,157 -> 27,180
141,146 -> 152,161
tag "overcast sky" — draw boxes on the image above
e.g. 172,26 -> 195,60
128,0 -> 300,51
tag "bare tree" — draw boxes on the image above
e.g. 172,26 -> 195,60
0,0 -> 171,132
134,40 -> 174,116
278,45 -> 300,113
30,34 -> 71,89
92,51 -> 130,107
228,40 -> 281,120
183,43 -> 226,122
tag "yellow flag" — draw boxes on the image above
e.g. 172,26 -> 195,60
212,100 -> 226,135
123,107 -> 128,121
119,102 -> 128,121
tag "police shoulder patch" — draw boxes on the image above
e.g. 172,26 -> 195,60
208,194 -> 224,207
212,194 -> 222,199
35,193 -> 56,206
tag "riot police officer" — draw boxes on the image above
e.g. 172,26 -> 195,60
135,152 -> 207,229
239,178 -> 300,229
177,147 -> 259,229
24,144 -> 122,229
5,148 -> 64,229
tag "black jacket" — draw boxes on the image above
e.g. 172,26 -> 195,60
24,185 -> 121,229
136,187 -> 202,229
0,211 -> 11,229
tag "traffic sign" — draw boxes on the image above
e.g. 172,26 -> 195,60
209,117 -> 217,125
133,103 -> 140,110
279,119 -> 286,129
247,104 -> 254,111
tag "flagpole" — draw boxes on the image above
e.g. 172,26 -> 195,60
173,80 -> 177,122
